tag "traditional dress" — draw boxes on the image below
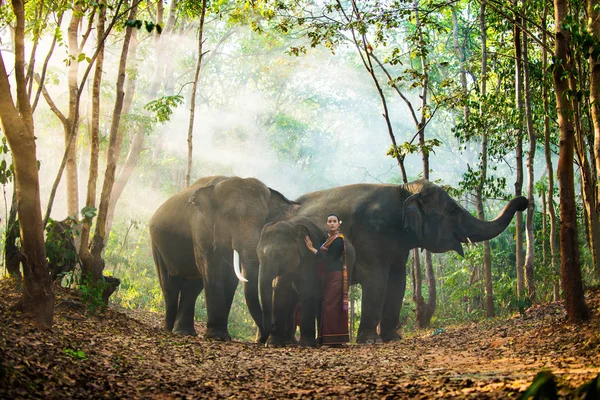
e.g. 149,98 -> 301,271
316,233 -> 349,346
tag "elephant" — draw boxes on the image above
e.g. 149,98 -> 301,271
258,216 -> 356,347
149,176 -> 298,340
292,179 -> 528,344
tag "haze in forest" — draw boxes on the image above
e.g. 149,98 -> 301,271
2,24 -> 533,224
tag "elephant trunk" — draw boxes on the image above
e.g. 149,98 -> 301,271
462,196 -> 528,243
259,266 -> 276,340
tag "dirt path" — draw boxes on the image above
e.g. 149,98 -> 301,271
1,280 -> 598,399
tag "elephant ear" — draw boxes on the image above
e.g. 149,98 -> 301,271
189,185 -> 216,218
267,189 -> 298,221
294,224 -> 311,253
403,193 -> 424,241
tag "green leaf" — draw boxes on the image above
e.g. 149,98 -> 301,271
81,206 -> 97,220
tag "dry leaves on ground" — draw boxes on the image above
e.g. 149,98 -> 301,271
1,279 -> 599,399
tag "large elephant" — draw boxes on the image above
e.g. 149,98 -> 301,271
294,179 -> 528,344
258,216 -> 356,347
149,176 -> 298,340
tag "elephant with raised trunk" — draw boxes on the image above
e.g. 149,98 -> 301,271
294,179 -> 528,344
258,216 -> 356,347
149,176 -> 297,340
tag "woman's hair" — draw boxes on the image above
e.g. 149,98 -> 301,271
326,213 -> 341,222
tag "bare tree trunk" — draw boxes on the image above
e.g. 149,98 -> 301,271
477,0 -> 494,318
185,0 -> 207,187
513,1 -> 525,300
84,1 -> 138,301
80,5 -> 106,258
522,5 -> 536,303
103,27 -> 139,241
0,0 -> 53,328
542,4 -> 560,301
65,2 -> 83,217
553,0 -> 589,323
413,0 -> 436,327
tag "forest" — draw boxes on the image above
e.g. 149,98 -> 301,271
0,0 -> 599,398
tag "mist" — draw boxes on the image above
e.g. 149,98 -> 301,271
0,12 -> 552,228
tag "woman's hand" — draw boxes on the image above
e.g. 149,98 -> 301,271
304,236 -> 317,254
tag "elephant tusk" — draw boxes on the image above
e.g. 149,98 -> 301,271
233,250 -> 248,282
467,237 -> 473,245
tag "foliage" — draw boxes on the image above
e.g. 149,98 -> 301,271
80,274 -> 110,313
44,217 -> 79,277
0,137 -> 13,185
144,95 -> 185,124
124,19 -> 163,34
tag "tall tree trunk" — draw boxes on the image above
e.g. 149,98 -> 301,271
542,4 -> 560,301
65,2 -> 83,217
80,4 -> 106,260
553,0 -> 589,323
588,0 -> 600,279
103,27 -> 139,241
185,0 -> 207,187
413,0 -> 435,328
513,0 -> 525,300
477,0 -> 494,318
84,1 -> 138,301
0,0 -> 53,328
522,5 -> 536,303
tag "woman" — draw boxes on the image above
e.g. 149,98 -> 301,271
304,213 -> 349,347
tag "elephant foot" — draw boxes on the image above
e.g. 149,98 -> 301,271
173,326 -> 198,336
298,337 -> 318,348
381,331 -> 402,342
204,327 -> 231,342
284,335 -> 298,346
265,335 -> 287,348
356,331 -> 383,344
256,328 -> 268,344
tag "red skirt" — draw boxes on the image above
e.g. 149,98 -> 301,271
319,271 -> 349,345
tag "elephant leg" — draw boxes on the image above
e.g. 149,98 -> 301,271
356,264 -> 388,344
267,277 -> 292,347
298,283 -> 318,348
173,278 -> 203,336
204,254 -> 233,341
380,262 -> 407,342
223,257 -> 239,320
242,265 -> 266,343
284,289 -> 299,345
153,248 -> 178,332
163,277 -> 180,332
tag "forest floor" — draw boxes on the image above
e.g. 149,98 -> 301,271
1,279 -> 599,399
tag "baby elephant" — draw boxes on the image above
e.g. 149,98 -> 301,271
258,216 -> 355,347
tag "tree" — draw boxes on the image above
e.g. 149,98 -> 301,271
553,0 -> 589,323
513,0 -> 525,302
477,0 -> 494,318
0,0 -> 53,328
522,0 -> 536,303
185,0 -> 208,187
81,0 -> 140,300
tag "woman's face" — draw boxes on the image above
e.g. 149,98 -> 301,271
326,215 -> 340,232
